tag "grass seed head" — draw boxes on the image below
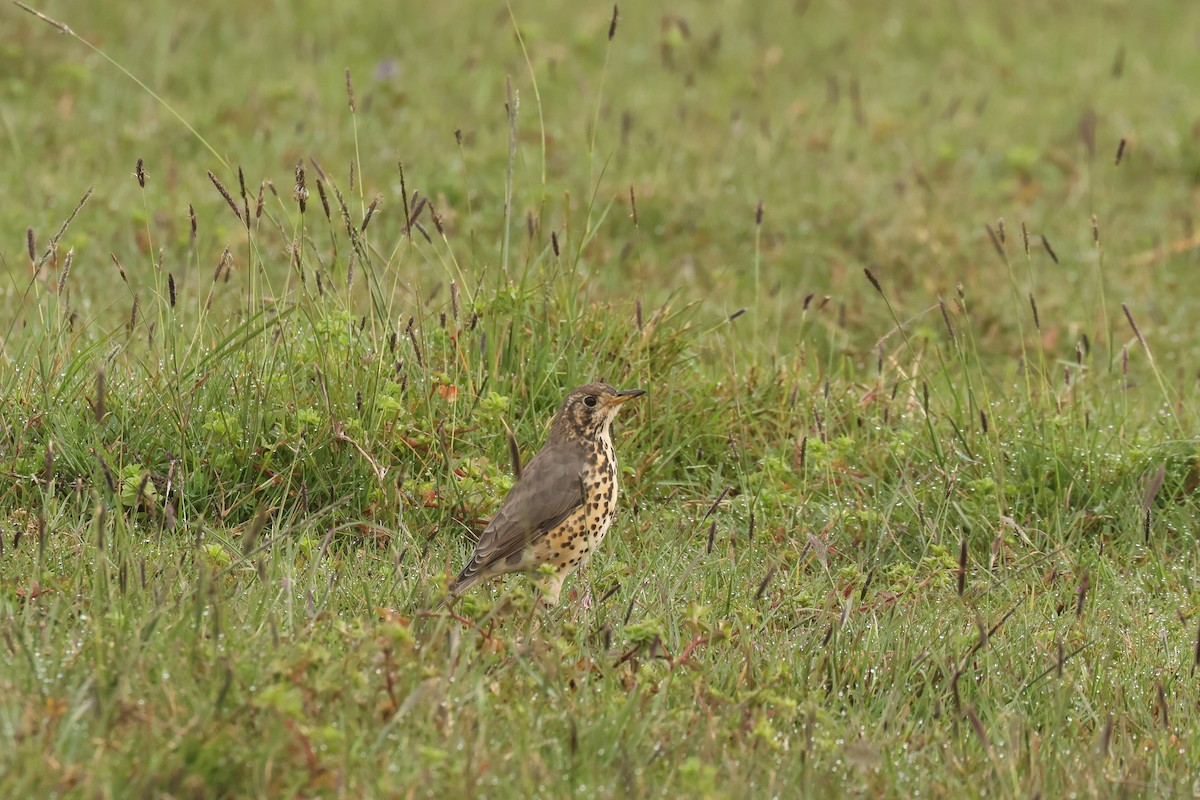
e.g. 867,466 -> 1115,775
939,297 -> 955,339
361,194 -> 381,232
316,178 -> 330,221
964,705 -> 992,756
505,423 -> 522,480
37,187 -> 93,271
1122,303 -> 1151,360
1040,234 -> 1058,264
97,451 -> 115,492
214,247 -> 232,283
1075,569 -> 1090,619
864,267 -> 883,295
430,202 -> 445,235
397,162 -> 410,232
1193,619 -> 1200,674
109,255 -> 126,286
407,319 -> 424,367
1100,713 -> 1114,754
957,535 -> 968,597
1078,108 -> 1096,159
243,507 -> 269,556
136,472 -> 150,509
985,223 -> 1004,259
294,162 -> 308,214
704,487 -> 730,522
408,195 -> 427,229
755,564 -> 776,601
208,171 -> 245,226
43,440 -> 54,486
56,248 -> 73,295
237,166 -> 250,224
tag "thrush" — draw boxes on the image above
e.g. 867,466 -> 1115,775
446,383 -> 645,605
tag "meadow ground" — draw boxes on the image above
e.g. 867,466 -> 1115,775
2,1 -> 1200,796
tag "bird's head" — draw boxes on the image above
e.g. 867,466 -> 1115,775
551,383 -> 645,442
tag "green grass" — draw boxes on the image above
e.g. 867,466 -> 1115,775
3,0 -> 1200,796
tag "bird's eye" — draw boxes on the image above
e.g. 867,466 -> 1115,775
584,395 -> 598,408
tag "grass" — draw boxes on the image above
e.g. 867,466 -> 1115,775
2,0 -> 1200,796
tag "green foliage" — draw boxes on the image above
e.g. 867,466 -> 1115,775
3,0 -> 1200,797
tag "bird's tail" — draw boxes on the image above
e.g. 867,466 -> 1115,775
435,560 -> 481,609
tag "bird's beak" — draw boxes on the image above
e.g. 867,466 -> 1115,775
611,388 -> 646,404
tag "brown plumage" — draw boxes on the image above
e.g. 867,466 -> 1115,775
446,383 -> 645,604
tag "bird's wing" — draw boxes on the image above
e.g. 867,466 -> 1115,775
466,443 -> 586,574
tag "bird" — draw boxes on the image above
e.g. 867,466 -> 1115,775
445,383 -> 645,606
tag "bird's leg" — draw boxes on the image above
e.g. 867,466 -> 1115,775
575,564 -> 594,610
566,579 -> 593,625
539,573 -> 565,606
568,557 -> 598,625
520,574 -> 565,634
